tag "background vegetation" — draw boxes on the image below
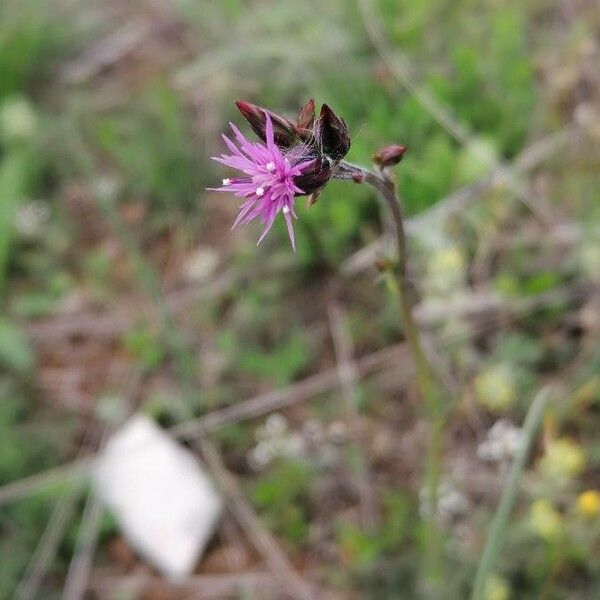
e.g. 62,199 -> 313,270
1,0 -> 599,598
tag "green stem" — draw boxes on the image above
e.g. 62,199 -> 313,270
336,161 -> 445,588
470,387 -> 551,600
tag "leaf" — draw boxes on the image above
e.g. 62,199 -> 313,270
0,150 -> 33,293
0,317 -> 34,374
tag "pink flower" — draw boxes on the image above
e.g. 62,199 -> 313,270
209,112 -> 315,251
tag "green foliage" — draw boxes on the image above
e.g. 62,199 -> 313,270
0,0 -> 72,99
252,459 -> 312,545
122,325 -> 166,373
0,0 -> 597,598
217,279 -> 313,385
495,333 -> 544,368
337,491 -> 412,570
0,318 -> 34,375
237,329 -> 311,386
0,397 -> 60,596
0,150 -> 35,293
11,271 -> 74,319
0,496 -> 54,599
94,82 -> 202,218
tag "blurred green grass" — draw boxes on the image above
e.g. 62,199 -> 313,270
1,0 -> 600,598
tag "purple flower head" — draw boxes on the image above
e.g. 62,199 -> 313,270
209,112 -> 316,251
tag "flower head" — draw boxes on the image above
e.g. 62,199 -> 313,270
474,364 -> 517,412
538,438 -> 586,483
576,490 -> 600,518
529,499 -> 563,540
209,112 -> 316,250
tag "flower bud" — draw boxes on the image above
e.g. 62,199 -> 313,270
235,100 -> 297,148
373,144 -> 407,168
314,103 -> 351,161
295,98 -> 315,130
293,157 -> 331,196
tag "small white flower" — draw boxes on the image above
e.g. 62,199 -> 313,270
248,414 -> 307,470
182,246 -> 219,283
15,200 -> 50,238
327,421 -> 348,445
285,433 -> 305,457
478,419 -> 523,463
302,419 -> 324,442
264,413 -> 287,436
93,176 -> 120,199
248,441 -> 273,470
419,479 -> 470,525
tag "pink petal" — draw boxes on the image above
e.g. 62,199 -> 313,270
284,211 -> 296,252
264,112 -> 276,154
256,213 -> 277,246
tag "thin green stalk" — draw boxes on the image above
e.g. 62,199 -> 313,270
365,170 -> 445,585
0,150 -> 31,295
470,387 -> 552,600
336,161 -> 446,588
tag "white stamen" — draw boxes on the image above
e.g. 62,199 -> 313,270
255,187 -> 265,197
222,178 -> 231,186
282,206 -> 290,214
266,162 -> 275,172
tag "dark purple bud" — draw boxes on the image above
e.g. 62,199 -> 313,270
293,157 -> 332,196
314,104 -> 351,161
373,144 -> 407,168
235,100 -> 297,148
296,98 -> 315,130
294,99 -> 316,143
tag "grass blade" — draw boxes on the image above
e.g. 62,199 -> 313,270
471,386 -> 552,600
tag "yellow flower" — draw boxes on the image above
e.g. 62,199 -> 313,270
485,573 -> 510,600
576,490 -> 600,518
529,499 -> 563,540
539,438 -> 586,482
474,364 -> 517,412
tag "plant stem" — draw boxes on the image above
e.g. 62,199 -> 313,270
334,160 -> 445,588
470,387 -> 551,600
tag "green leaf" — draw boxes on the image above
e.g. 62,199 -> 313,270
0,151 -> 32,293
0,316 -> 34,374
